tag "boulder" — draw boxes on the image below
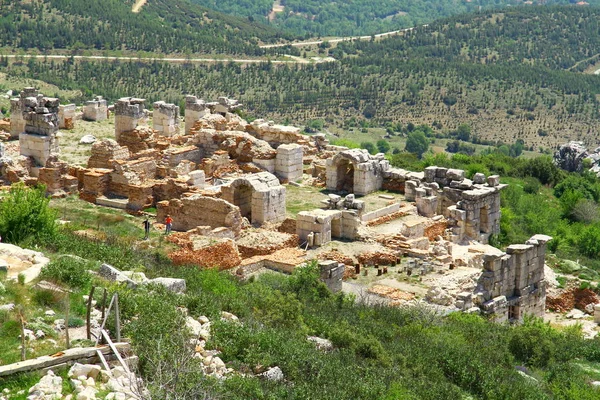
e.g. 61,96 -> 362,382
307,336 -> 333,351
79,135 -> 97,145
147,277 -> 186,293
554,141 -> 589,172
261,366 -> 284,381
98,264 -> 137,288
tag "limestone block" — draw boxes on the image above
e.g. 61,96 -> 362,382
487,175 -> 500,187
473,173 -> 486,184
446,168 -> 465,181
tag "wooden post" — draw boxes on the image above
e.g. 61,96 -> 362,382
65,293 -> 70,350
18,306 -> 26,361
86,286 -> 96,340
114,293 -> 121,343
101,288 -> 107,321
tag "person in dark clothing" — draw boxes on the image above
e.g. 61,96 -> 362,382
143,218 -> 151,240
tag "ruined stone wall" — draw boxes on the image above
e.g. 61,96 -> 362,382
476,235 -> 552,322
275,144 -> 303,182
184,95 -> 210,135
189,126 -> 276,163
325,149 -> 389,196
83,96 -> 108,121
87,140 -> 131,169
318,260 -> 345,293
58,104 -> 76,129
221,172 -> 286,225
153,101 -> 180,137
157,195 -> 242,236
296,209 -> 360,247
247,119 -> 306,145
114,97 -> 146,140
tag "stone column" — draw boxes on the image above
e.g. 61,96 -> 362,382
152,101 -> 180,136
114,97 -> 146,140
19,94 -> 60,169
58,104 -> 76,129
83,96 -> 108,121
9,87 -> 38,139
275,144 -> 303,182
185,95 -> 209,135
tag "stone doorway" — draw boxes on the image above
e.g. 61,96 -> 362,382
232,183 -> 253,220
480,206 -> 490,234
336,159 -> 355,193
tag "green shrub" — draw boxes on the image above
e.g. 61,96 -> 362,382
0,183 -> 57,244
40,257 -> 93,289
68,317 -> 85,328
32,289 -> 63,307
509,317 -> 556,368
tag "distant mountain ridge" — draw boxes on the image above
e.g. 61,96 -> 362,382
0,0 -> 294,55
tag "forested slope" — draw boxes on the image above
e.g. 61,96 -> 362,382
0,0 -> 293,55
341,6 -> 600,71
191,0 -> 600,37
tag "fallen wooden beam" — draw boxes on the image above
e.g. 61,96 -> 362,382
0,343 -> 130,377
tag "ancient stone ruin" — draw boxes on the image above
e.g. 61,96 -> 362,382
83,96 -> 108,121
153,101 -> 180,137
9,87 -> 38,139
473,234 -> 552,322
19,93 -> 60,168
58,104 -> 76,130
0,89 -> 559,324
114,97 -> 147,140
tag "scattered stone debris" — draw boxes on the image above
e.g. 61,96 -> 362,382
547,287 -> 599,313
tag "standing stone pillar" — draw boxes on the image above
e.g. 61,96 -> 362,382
275,144 -> 303,182
153,101 -> 180,136
9,87 -> 38,139
19,94 -> 60,170
185,95 -> 209,135
58,104 -> 76,129
83,96 -> 108,121
114,97 -> 146,140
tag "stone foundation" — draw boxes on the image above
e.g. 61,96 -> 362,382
296,209 -> 360,247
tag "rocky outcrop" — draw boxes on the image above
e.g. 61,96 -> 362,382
554,141 -> 589,172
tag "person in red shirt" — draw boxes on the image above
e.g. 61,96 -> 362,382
165,215 -> 173,235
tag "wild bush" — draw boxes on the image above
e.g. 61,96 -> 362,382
0,183 -> 57,244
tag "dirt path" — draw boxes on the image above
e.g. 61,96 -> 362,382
260,26 -> 422,48
132,0 -> 147,13
0,54 -> 318,65
268,0 -> 284,22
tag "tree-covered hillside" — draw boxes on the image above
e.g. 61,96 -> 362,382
0,0 -> 294,55
342,6 -> 600,71
191,0 -> 600,37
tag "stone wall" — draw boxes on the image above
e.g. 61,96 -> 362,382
221,172 -> 286,225
58,104 -> 76,129
247,119 -> 306,146
325,149 -> 389,195
114,97 -> 146,140
157,195 -> 243,237
153,101 -> 180,136
296,209 -> 360,247
83,96 -> 108,121
318,260 -> 345,293
275,144 -> 303,182
474,235 -> 552,322
87,140 -> 131,169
